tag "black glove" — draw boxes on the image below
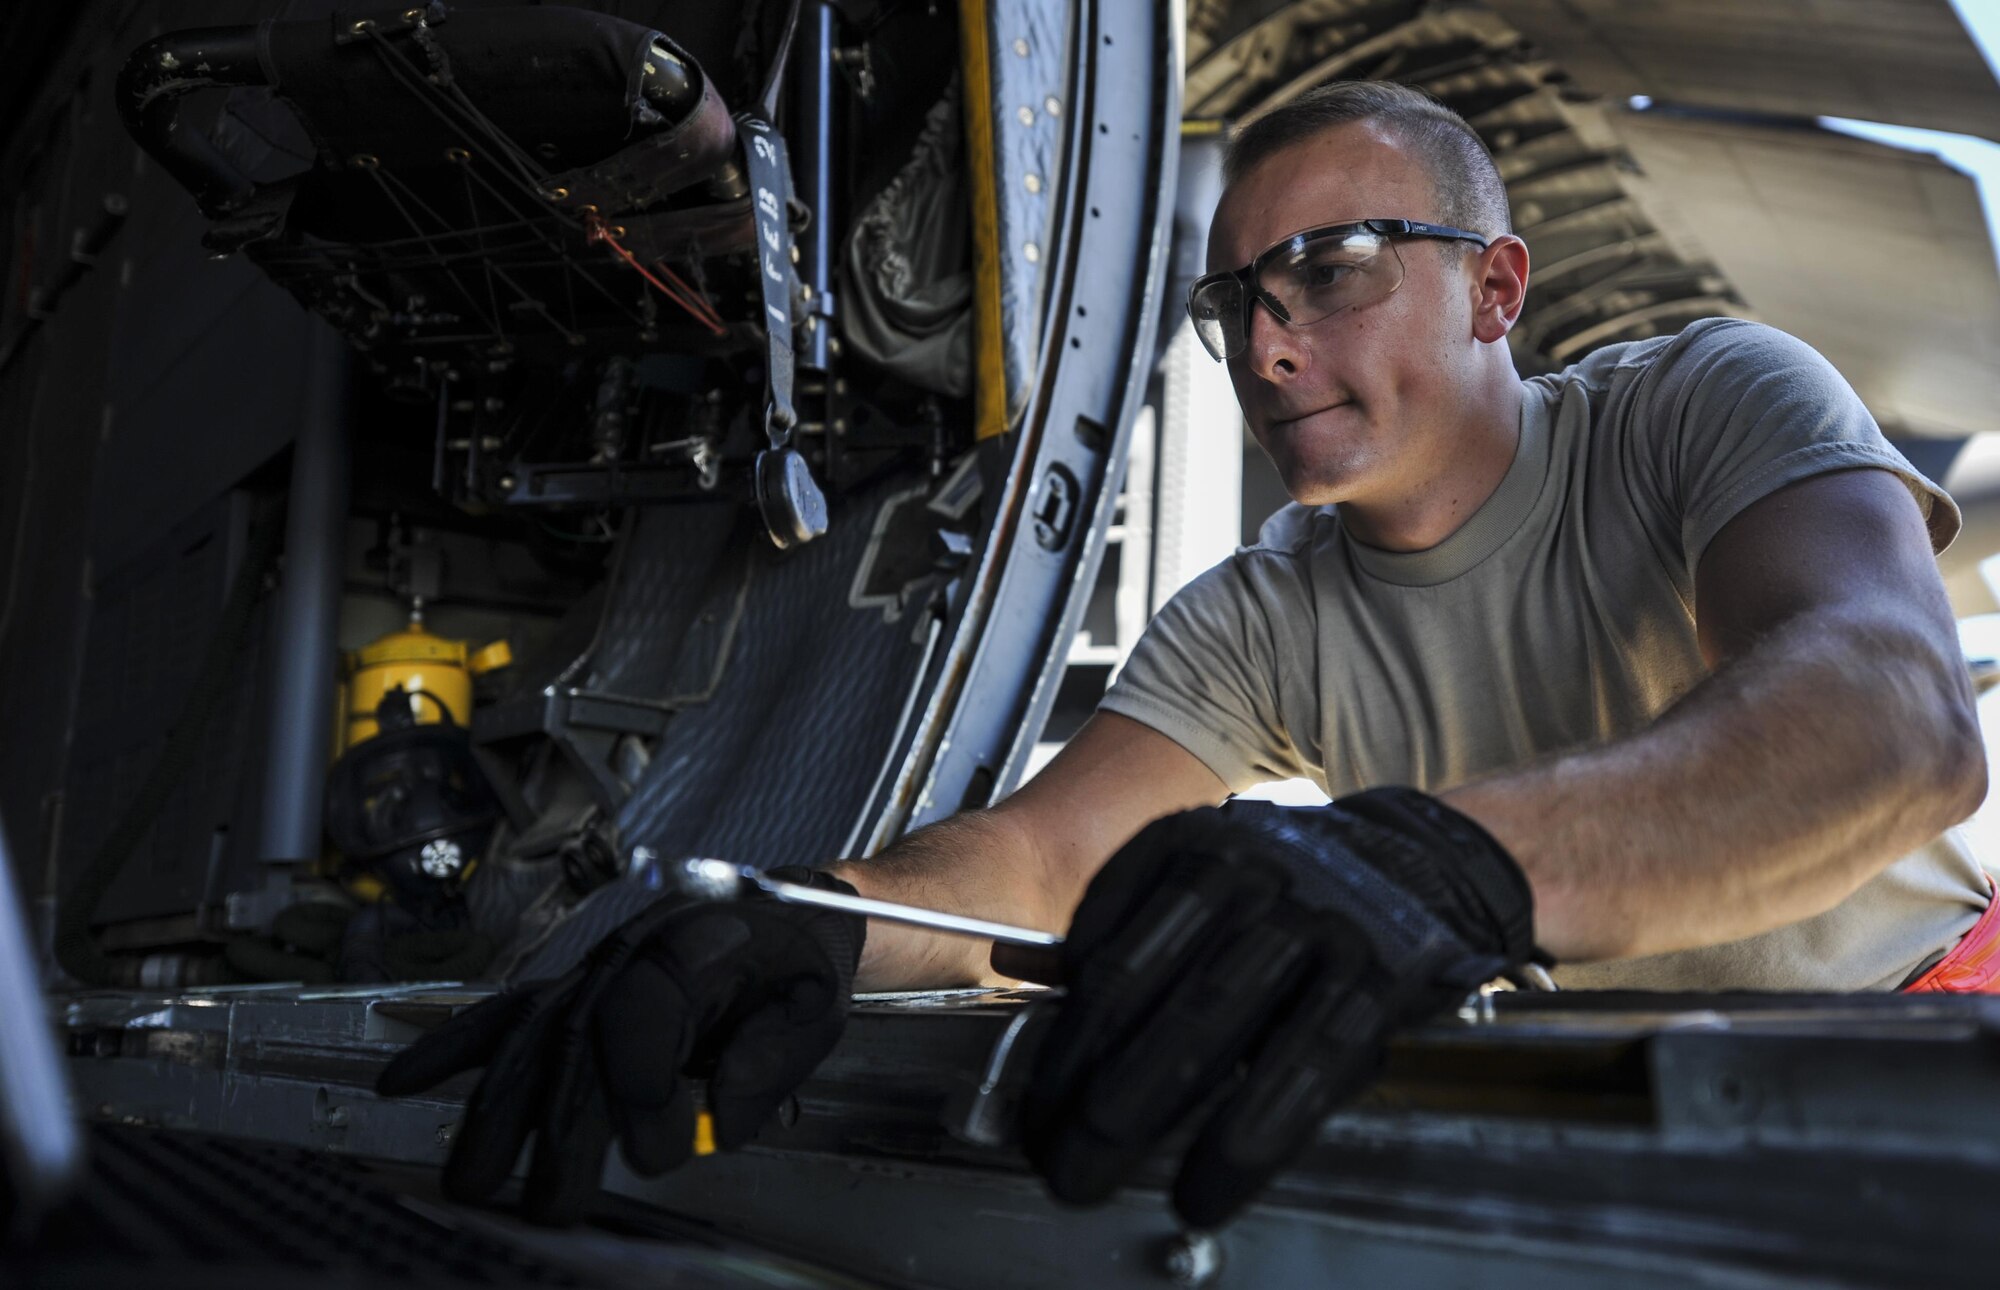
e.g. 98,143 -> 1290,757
374,867 -> 862,1224
1021,788 -> 1538,1230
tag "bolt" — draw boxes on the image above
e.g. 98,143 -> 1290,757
1160,1232 -> 1221,1287
325,1105 -> 349,1128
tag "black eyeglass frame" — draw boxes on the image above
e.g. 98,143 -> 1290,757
1187,218 -> 1492,360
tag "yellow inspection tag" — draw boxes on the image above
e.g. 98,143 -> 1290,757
693,1110 -> 717,1157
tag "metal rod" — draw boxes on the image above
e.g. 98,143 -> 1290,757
256,326 -> 351,864
680,859 -> 1061,947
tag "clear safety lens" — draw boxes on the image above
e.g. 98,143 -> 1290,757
1264,229 -> 1400,328
1188,274 -> 1245,363
1186,227 -> 1406,362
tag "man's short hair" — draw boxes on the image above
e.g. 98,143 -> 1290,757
1223,81 -> 1512,242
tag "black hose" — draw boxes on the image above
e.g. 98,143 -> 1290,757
116,27 -> 268,217
54,509 -> 284,987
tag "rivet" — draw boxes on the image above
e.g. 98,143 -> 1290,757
1017,106 -> 1035,126
1045,96 -> 1063,117
443,147 -> 471,165
1023,242 -> 1040,264
545,186 -> 569,200
1024,173 -> 1042,194
350,19 -> 374,34
349,154 -> 379,170
1012,37 -> 1029,57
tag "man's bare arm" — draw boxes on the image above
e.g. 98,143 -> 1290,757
827,712 -> 1228,989
1448,468 -> 1986,963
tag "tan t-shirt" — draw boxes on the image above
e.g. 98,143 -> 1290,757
1100,318 -> 1987,991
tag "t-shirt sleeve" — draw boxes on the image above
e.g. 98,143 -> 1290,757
1096,556 -> 1309,793
1631,319 -> 1960,571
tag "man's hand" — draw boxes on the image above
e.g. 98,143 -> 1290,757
1020,789 -> 1536,1229
374,870 -> 862,1225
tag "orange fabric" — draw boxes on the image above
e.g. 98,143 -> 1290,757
1904,876 -> 2000,994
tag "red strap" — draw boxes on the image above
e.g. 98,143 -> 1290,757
1904,874 -> 2000,994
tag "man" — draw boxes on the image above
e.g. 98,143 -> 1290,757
380,82 -> 1992,1229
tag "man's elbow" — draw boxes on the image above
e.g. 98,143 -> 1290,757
1832,610 -> 1986,830
1887,658 -> 1987,836
1927,693 -> 1988,827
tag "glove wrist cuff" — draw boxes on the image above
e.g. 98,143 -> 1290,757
1335,787 -> 1541,965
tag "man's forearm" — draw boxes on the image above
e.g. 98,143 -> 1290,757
827,806 -> 1065,990
1448,610 -> 1986,963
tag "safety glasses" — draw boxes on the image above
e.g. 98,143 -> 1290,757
1187,218 -> 1490,362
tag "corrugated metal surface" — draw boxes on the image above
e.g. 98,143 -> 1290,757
1604,106 -> 2000,440
1486,0 -> 2000,139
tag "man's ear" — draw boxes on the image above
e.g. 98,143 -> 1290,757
1470,235 -> 1529,344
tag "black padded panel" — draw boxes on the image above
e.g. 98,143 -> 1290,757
584,500 -> 741,697
616,474 -> 934,869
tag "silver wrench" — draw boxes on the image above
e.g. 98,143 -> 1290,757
674,857 -> 1063,950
